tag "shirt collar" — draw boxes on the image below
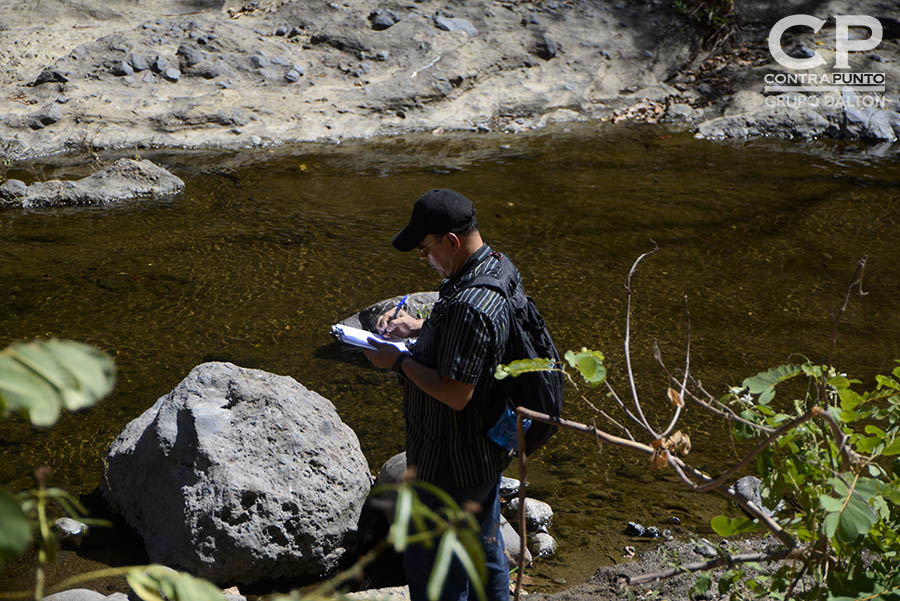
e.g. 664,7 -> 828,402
439,243 -> 491,297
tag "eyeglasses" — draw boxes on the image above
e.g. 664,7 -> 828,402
417,235 -> 444,258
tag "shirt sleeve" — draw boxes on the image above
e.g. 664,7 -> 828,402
436,302 -> 495,385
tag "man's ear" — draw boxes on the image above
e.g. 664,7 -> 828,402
445,232 -> 461,249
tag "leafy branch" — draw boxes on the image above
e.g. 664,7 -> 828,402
501,251 -> 900,601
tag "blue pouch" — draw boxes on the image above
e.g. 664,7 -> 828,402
488,405 -> 531,451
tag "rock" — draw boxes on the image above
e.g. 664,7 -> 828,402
433,15 -> 478,37
369,9 -> 400,31
662,103 -> 695,122
101,362 -> 371,585
694,538 -> 717,558
250,54 -> 268,69
25,104 -> 62,130
529,531 -> 557,558
532,33 -> 557,60
0,179 -> 27,200
345,586 -> 410,601
374,451 -> 408,487
499,476 -> 520,498
53,517 -> 89,548
284,69 -> 301,83
42,590 -> 107,601
110,60 -> 134,76
0,159 -> 183,208
199,60 -> 229,79
505,497 -> 552,533
151,55 -> 169,73
500,514 -> 532,564
32,67 -> 69,85
163,67 -> 181,82
338,292 -> 439,334
729,475 -> 785,516
625,521 -> 645,536
177,43 -> 205,67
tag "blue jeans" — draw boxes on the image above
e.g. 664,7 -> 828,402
404,476 -> 510,601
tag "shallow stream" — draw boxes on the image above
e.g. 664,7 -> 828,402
2,123 -> 899,594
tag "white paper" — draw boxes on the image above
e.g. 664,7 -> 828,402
331,324 -> 409,352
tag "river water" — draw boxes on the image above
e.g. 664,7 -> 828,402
1,123 -> 899,593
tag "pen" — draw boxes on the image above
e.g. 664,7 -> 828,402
390,294 -> 409,321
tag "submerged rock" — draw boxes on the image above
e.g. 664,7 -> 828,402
0,159 -> 184,208
506,497 -> 553,533
101,362 -> 371,585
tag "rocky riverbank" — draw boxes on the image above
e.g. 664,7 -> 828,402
1,0 -> 898,166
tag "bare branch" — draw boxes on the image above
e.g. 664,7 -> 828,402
658,294 -> 691,439
604,380 -> 646,431
826,255 -> 867,378
656,349 -> 773,434
626,549 -> 794,587
514,415 -> 528,601
623,242 -> 661,438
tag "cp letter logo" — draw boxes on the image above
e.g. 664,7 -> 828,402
768,15 -> 883,70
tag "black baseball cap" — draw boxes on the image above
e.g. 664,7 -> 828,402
392,189 -> 476,251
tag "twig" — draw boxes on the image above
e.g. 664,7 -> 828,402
657,350 -> 773,433
623,242 -> 661,438
626,549 -> 794,586
826,255 -> 867,379
514,414 -> 528,601
660,294 -> 691,439
516,406 -> 800,550
604,380 -> 645,431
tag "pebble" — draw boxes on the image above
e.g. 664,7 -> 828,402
177,44 -> 204,67
129,53 -> 150,72
250,55 -> 268,69
499,476 -> 520,497
250,135 -> 262,145
163,67 -> 181,82
369,9 -> 400,31
53,518 -> 89,548
151,55 -> 169,73
111,60 -> 134,76
284,69 -> 301,82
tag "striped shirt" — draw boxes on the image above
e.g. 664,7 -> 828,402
404,244 -> 518,488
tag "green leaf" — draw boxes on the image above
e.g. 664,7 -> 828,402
820,495 -> 844,513
836,495 -> 878,544
494,358 -> 554,381
838,387 -> 865,412
690,572 -> 712,598
876,375 -> 900,391
865,425 -> 888,438
823,512 -> 840,539
564,349 -> 606,384
0,489 -> 32,567
741,364 -> 802,405
884,438 -> 900,457
452,532 -> 487,601
127,565 -> 224,601
427,530 -> 457,601
0,339 -> 116,427
390,486 -> 413,552
711,515 -> 760,537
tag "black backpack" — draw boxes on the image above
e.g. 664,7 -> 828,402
461,251 -> 564,455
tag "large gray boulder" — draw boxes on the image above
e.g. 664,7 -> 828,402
101,362 -> 371,585
0,159 -> 184,208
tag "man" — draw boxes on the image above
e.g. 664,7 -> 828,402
363,188 -> 518,601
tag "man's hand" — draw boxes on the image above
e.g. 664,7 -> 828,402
377,308 -> 424,340
363,338 -> 402,370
